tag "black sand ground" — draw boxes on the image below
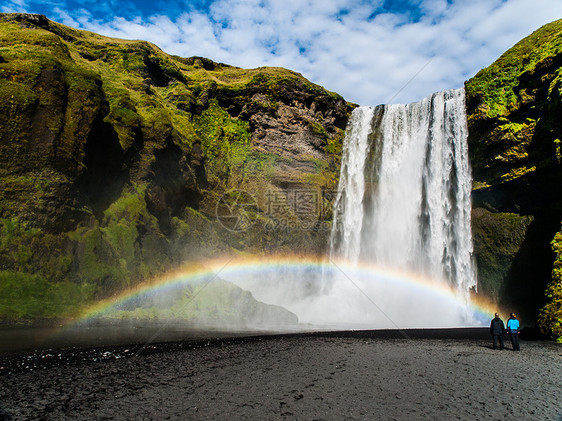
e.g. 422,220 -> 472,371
1,330 -> 561,420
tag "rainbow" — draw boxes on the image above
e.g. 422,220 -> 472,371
70,254 -> 498,329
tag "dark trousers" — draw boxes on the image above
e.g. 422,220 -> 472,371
492,334 -> 504,349
509,332 -> 520,351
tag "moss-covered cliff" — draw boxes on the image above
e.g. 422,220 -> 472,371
466,18 -> 562,337
538,229 -> 562,341
0,13 -> 353,321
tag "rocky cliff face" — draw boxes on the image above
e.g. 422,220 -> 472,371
465,18 -> 562,334
0,13 -> 353,320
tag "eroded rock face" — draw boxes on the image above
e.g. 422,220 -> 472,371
213,78 -> 351,190
249,98 -> 334,187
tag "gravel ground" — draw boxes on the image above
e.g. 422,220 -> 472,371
1,331 -> 561,420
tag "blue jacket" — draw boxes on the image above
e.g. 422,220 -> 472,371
507,318 -> 520,333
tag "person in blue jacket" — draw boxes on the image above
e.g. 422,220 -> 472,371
506,313 -> 520,351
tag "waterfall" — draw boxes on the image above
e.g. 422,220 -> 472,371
224,88 -> 481,328
330,88 -> 477,295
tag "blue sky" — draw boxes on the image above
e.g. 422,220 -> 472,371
2,0 -> 562,105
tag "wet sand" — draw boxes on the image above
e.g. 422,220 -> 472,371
1,330 -> 561,420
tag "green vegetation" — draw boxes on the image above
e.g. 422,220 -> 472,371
466,19 -> 562,188
500,165 -> 536,182
538,229 -> 562,341
465,19 -> 562,118
555,139 -> 562,163
0,13 -> 350,322
2,14 -> 561,334
0,189 -> 229,319
0,218 -> 95,319
0,271 -> 95,319
322,131 -> 345,190
194,99 -> 251,186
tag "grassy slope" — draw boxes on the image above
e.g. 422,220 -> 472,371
466,18 -> 562,119
465,18 -> 562,186
0,14 -> 349,321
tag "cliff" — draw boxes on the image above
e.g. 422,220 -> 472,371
465,18 -> 562,337
538,229 -> 562,340
0,13 -> 353,321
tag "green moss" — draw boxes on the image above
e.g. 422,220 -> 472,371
0,80 -> 37,111
0,218 -> 71,281
321,131 -> 344,190
101,220 -> 138,271
194,99 -> 251,186
0,270 -> 95,319
0,80 -> 37,145
466,19 -> 562,118
497,122 -> 526,134
0,218 -> 39,271
98,185 -> 156,276
246,70 -> 341,103
0,217 -> 96,319
84,184 -> 171,287
472,181 -> 491,190
243,151 -> 278,181
500,165 -> 536,182
538,229 -> 562,341
107,95 -> 141,149
68,224 -> 128,288
104,184 -> 147,221
163,82 -> 196,112
466,20 -> 562,187
308,120 -> 328,139
298,158 -> 335,191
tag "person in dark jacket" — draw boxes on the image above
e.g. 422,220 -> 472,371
506,312 -> 521,351
489,313 -> 505,350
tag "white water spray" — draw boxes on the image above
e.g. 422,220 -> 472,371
226,89 -> 481,328
330,88 -> 477,296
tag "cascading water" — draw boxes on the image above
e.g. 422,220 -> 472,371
223,88 -> 483,328
330,88 -> 477,297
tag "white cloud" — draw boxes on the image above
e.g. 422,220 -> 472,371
1,0 -> 30,13
27,0 -> 562,105
53,7 -> 79,27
